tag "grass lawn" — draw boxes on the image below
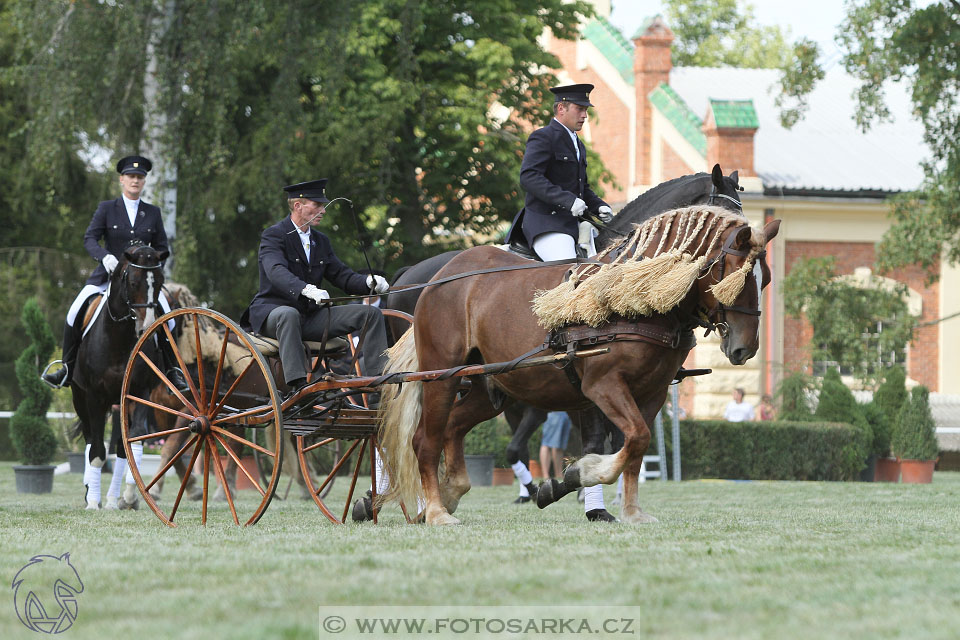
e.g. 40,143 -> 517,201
2,461 -> 960,639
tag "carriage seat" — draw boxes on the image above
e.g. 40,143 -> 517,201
247,333 -> 350,358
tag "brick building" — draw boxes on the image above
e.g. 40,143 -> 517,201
540,7 -> 960,418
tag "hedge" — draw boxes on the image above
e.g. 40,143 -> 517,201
664,420 -> 870,481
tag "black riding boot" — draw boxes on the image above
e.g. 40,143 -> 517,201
155,332 -> 190,392
42,321 -> 80,388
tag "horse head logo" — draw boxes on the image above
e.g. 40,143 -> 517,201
11,553 -> 84,634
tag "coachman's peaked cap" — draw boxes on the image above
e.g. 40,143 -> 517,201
116,155 -> 152,176
549,83 -> 594,107
283,179 -> 330,204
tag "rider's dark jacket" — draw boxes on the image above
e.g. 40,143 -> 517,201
83,198 -> 168,286
507,118 -> 608,246
241,216 -> 370,334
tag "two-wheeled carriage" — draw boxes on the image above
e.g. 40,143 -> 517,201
119,306 -> 607,527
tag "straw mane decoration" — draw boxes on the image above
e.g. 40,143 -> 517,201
531,205 -> 765,330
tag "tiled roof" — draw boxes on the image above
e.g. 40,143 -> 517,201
708,99 -> 759,129
669,66 -> 927,193
650,83 -> 707,155
581,16 -> 634,86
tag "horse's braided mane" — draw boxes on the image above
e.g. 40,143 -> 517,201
533,205 -> 764,329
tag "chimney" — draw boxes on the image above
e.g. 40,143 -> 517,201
632,16 -> 674,187
703,99 -> 758,177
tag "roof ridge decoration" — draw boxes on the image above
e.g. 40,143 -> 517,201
649,83 -> 707,156
582,16 -> 635,86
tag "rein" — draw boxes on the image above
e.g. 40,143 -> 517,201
698,224 -> 764,337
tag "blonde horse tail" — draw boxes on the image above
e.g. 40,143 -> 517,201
376,328 -> 423,511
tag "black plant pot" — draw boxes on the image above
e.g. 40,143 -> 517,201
67,451 -> 85,474
464,455 -> 494,487
14,465 -> 56,494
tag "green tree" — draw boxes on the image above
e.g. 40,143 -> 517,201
783,256 -> 916,386
782,1 -> 960,277
10,298 -> 58,465
775,370 -> 815,422
891,385 -> 939,461
815,368 -> 873,460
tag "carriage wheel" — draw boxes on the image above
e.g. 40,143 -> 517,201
120,308 -> 283,527
253,425 -> 341,500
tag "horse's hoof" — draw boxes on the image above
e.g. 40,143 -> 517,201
187,487 -> 204,501
118,496 -> 139,511
85,501 -> 101,511
149,491 -> 161,503
352,493 -> 374,522
427,512 -> 461,526
563,465 -> 581,488
585,508 -> 619,523
536,479 -> 558,509
104,496 -> 119,510
622,510 -> 659,524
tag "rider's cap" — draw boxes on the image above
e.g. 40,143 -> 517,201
550,83 -> 594,107
283,179 -> 330,204
116,155 -> 152,176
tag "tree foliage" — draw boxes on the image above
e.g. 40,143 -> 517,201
774,370 -> 816,422
783,256 -> 917,386
10,298 -> 58,465
784,1 -> 960,276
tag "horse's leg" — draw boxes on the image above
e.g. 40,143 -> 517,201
82,395 -> 110,510
536,407 -> 607,509
619,434 -> 658,524
504,404 -> 544,502
439,380 -> 500,514
413,378 -> 461,525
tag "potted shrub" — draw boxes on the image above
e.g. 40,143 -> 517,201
873,366 -> 909,482
10,299 -> 60,493
891,385 -> 939,483
775,370 -> 816,422
814,368 -> 873,480
463,417 -> 510,486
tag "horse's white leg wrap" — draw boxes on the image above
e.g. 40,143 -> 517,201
127,442 -> 142,485
83,444 -> 101,507
511,460 -> 532,496
583,485 -> 605,512
374,448 -> 390,495
107,457 -> 126,498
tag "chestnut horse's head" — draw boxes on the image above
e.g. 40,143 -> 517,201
111,241 -> 168,336
698,219 -> 780,365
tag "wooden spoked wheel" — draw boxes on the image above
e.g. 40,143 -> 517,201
253,425 -> 341,500
120,308 -> 283,527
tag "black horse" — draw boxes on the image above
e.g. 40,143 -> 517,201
382,165 -> 745,516
70,241 -> 169,504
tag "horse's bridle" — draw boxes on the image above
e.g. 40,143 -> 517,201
107,257 -> 165,323
697,224 -> 764,338
707,184 -> 743,211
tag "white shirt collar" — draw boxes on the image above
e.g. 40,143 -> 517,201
121,195 -> 140,226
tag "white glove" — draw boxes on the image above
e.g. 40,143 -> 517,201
570,198 -> 587,217
597,205 -> 613,223
301,284 -> 330,304
366,274 -> 389,294
102,254 -> 119,274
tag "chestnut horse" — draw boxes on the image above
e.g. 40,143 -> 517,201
379,206 -> 780,525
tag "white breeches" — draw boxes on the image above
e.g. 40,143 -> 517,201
532,232 -> 577,261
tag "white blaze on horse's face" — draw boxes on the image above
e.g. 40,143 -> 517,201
138,271 -> 156,336
753,259 -> 763,308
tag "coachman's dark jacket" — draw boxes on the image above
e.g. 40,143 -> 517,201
83,198 -> 168,286
507,118 -> 608,246
241,217 -> 370,334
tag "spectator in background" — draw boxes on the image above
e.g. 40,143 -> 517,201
539,411 -> 571,480
723,388 -> 755,422
758,394 -> 777,421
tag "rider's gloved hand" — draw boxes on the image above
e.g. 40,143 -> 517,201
301,284 -> 330,304
366,274 -> 389,294
597,205 -> 613,223
570,198 -> 587,217
102,254 -> 119,274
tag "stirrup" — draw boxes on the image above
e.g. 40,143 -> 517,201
41,360 -> 69,389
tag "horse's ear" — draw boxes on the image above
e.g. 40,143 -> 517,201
711,164 -> 723,187
734,226 -> 753,250
763,219 -> 781,244
158,249 -> 169,262
729,170 -> 739,186
123,247 -> 137,261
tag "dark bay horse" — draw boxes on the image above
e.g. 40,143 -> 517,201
383,165 -> 745,505
379,205 -> 780,525
70,242 -> 168,496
